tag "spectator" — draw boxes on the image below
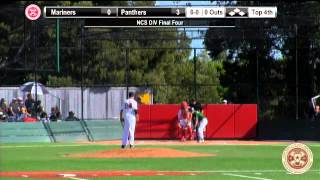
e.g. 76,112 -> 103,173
55,106 -> 61,121
0,111 -> 6,122
17,107 -> 30,122
39,107 -> 49,123
49,107 -> 58,121
308,99 -> 315,123
0,98 -> 8,115
17,97 -> 24,108
308,97 -> 319,127
7,106 -> 15,122
25,93 -> 35,115
65,111 -> 80,121
49,106 -> 61,122
10,98 -> 20,121
315,105 -> 320,121
35,100 -> 43,114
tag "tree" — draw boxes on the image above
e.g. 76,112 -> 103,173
0,1 -> 225,104
204,1 -> 320,121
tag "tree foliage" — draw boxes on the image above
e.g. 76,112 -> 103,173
205,1 -> 320,120
0,1 -> 224,104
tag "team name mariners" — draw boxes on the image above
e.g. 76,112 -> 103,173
51,9 -> 76,16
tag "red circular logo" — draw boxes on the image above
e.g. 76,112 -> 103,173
282,143 -> 313,174
25,4 -> 41,21
287,148 -> 308,169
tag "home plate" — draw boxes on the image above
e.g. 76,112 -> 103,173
59,174 -> 77,177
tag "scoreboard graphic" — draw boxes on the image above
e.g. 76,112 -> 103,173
42,6 -> 277,27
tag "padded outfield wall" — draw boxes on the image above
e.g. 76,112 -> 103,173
0,104 -> 257,143
136,104 -> 257,139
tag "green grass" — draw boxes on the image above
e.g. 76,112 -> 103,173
0,142 -> 320,179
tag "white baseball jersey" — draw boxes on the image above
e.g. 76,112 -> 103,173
121,98 -> 138,146
122,98 -> 138,118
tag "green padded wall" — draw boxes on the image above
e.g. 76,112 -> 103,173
49,121 -> 88,142
85,120 -> 122,141
0,122 -> 51,143
0,120 -> 122,143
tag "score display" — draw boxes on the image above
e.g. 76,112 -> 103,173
43,6 -> 277,27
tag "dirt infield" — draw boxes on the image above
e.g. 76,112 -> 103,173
68,147 -> 216,158
79,140 -> 288,146
0,171 -> 205,179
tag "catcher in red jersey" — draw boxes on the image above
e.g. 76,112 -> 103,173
177,101 -> 193,141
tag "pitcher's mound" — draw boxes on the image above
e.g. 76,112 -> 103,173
69,148 -> 216,158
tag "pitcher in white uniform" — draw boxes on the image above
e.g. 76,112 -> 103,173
120,92 -> 139,149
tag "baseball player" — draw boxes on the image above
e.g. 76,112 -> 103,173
177,101 -> 193,141
194,104 -> 208,143
120,104 -> 130,141
120,92 -> 139,149
190,99 -> 201,140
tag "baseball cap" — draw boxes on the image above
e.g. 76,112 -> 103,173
181,101 -> 188,108
128,92 -> 135,98
194,103 -> 202,111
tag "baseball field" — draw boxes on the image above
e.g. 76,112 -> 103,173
0,140 -> 319,180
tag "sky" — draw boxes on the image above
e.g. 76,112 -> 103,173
155,1 -> 217,51
155,1 -> 283,60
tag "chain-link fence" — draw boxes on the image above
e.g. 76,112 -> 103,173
2,2 -> 320,140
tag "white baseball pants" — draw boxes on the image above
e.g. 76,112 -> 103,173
121,116 -> 136,146
197,118 -> 208,140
